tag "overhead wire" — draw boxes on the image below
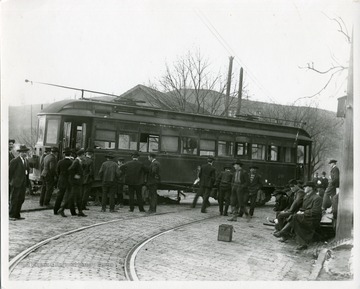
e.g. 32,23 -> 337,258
194,8 -> 278,104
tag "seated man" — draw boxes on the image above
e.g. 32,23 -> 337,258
291,181 -> 322,250
273,179 -> 305,234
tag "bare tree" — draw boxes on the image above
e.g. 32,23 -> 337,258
152,50 -> 233,115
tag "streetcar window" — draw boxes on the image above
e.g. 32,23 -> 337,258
268,145 -> 279,161
218,140 -> 233,157
251,144 -> 265,160
297,145 -> 305,163
37,116 -> 45,144
139,133 -> 159,152
95,129 -> 115,149
181,137 -> 198,155
199,139 -> 215,156
235,142 -> 248,156
284,147 -> 292,163
45,119 -> 59,144
76,124 -> 86,149
161,136 -> 179,153
118,133 -> 138,150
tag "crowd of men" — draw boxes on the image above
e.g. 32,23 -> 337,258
8,139 -> 340,251
267,159 -> 340,251
8,140 -> 161,219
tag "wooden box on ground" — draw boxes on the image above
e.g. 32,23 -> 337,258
218,224 -> 233,242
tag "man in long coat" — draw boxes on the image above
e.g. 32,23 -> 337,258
292,181 -> 322,250
54,147 -> 73,216
247,165 -> 263,217
228,159 -> 249,221
146,153 -> 161,213
40,146 -> 58,206
9,145 -> 31,220
198,156 -> 216,213
81,147 -> 95,210
122,151 -> 147,212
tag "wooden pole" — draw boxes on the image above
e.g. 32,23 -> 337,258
236,67 -> 243,116
224,56 -> 234,117
335,31 -> 353,241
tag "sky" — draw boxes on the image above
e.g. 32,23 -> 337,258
1,0 -> 357,112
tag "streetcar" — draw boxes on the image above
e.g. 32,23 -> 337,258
30,97 -> 312,204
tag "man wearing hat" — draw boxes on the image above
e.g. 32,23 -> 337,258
228,159 -> 249,221
54,147 -> 74,216
273,179 -> 305,233
215,165 -> 233,216
122,151 -> 147,212
81,147 -> 95,210
146,153 -> 161,213
322,159 -> 340,211
247,165 -> 263,217
66,149 -> 87,216
40,146 -> 59,206
291,181 -> 322,250
98,153 -> 119,212
197,156 -> 216,213
9,145 -> 31,220
116,157 -> 126,208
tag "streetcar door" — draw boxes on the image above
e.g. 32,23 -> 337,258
63,120 -> 89,150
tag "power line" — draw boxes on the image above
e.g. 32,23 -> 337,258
194,9 -> 278,103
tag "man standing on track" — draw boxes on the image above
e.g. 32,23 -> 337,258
122,151 -> 147,212
9,145 -> 31,220
198,156 -> 216,213
40,146 -> 58,207
146,153 -> 161,213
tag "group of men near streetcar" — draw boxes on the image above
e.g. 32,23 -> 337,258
9,139 -> 339,251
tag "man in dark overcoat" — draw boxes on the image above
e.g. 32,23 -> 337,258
122,151 -> 147,212
67,149 -> 87,217
81,147 -> 95,210
322,159 -> 340,211
247,165 -> 263,217
198,156 -> 216,213
215,166 -> 233,216
291,181 -> 322,250
146,153 -> 161,213
98,153 -> 119,212
54,147 -> 73,216
40,146 -> 58,206
228,159 -> 249,221
9,145 -> 31,220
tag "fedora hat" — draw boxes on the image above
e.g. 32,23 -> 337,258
288,179 -> 297,186
233,159 -> 243,166
249,165 -> 259,169
9,139 -> 16,144
51,146 -> 59,152
207,155 -> 215,161
63,147 -> 71,154
105,153 -> 115,159
131,151 -> 140,157
329,159 -> 337,164
17,144 -> 30,152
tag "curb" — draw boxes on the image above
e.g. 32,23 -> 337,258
308,248 -> 329,280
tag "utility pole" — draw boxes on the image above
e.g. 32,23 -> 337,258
335,32 -> 353,241
224,56 -> 234,117
236,67 -> 243,116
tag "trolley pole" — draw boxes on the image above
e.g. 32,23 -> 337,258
224,56 -> 234,117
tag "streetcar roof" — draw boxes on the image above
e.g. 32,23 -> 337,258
38,98 -> 312,141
